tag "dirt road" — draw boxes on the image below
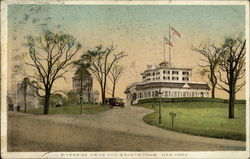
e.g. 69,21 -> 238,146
8,106 -> 245,151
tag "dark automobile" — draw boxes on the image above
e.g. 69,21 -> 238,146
106,98 -> 124,108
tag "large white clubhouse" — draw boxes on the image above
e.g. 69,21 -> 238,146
124,61 -> 210,104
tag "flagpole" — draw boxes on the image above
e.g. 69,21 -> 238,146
164,37 -> 166,61
169,24 -> 171,67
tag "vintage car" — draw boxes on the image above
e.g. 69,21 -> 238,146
105,98 -> 124,108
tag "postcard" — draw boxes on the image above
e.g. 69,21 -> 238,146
1,0 -> 249,158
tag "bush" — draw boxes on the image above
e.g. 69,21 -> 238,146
65,91 -> 78,105
137,97 -> 246,104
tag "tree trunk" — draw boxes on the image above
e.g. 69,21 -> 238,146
43,89 -> 51,115
112,83 -> 116,98
210,69 -> 216,98
102,77 -> 107,105
211,85 -> 215,98
228,88 -> 235,119
101,88 -> 106,105
44,94 -> 50,115
24,90 -> 27,113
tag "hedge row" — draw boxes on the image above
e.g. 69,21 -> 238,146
137,97 -> 246,104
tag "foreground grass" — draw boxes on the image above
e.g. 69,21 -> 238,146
136,102 -> 246,141
24,104 -> 109,115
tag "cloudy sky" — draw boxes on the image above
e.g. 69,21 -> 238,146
8,4 -> 246,99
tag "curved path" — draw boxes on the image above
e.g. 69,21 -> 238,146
8,106 -> 245,151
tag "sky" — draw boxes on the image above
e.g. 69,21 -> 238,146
7,4 -> 246,100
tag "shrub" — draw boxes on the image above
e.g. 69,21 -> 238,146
137,97 -> 246,104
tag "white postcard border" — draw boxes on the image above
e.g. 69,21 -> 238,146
1,1 -> 249,159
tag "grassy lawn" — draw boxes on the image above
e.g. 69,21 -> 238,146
136,102 -> 246,141
24,104 -> 109,115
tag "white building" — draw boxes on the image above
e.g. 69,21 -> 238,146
125,61 -> 210,104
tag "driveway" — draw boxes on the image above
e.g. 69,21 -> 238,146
8,106 -> 245,151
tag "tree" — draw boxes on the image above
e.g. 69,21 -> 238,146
109,62 -> 124,97
192,42 -> 221,98
81,44 -> 126,105
25,30 -> 81,115
218,35 -> 246,118
21,77 -> 30,112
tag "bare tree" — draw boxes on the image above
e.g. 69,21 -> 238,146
25,30 -> 81,115
82,44 -> 126,105
109,62 -> 124,98
218,35 -> 246,118
192,42 -> 221,98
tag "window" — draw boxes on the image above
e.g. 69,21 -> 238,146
172,71 -> 179,75
182,71 -> 189,75
153,72 -> 155,76
174,92 -> 177,97
182,77 -> 189,81
172,77 -> 179,80
163,76 -> 166,80
155,91 -> 158,97
148,91 -> 151,97
168,71 -> 170,74
163,70 -> 166,74
138,92 -> 143,98
183,92 -> 186,97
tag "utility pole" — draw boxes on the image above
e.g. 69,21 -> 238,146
158,89 -> 163,125
80,95 -> 83,114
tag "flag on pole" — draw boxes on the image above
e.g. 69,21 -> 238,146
171,27 -> 181,38
164,37 -> 173,47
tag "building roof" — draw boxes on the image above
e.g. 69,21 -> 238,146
141,66 -> 192,75
134,82 -> 210,91
124,88 -> 130,94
